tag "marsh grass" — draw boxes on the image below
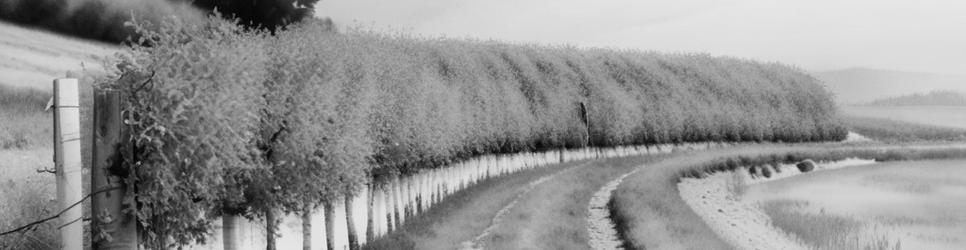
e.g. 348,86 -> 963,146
761,200 -> 902,250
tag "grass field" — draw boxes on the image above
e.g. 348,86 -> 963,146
0,21 -> 115,90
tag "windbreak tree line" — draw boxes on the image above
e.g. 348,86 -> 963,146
103,17 -> 847,248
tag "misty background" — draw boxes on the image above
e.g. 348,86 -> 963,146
317,0 -> 966,76
1,0 -> 964,104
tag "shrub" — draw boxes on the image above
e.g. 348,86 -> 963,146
761,165 -> 773,178
109,17 -> 270,248
796,160 -> 816,172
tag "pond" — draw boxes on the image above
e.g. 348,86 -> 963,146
745,160 -> 966,250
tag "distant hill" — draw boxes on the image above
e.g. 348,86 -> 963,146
814,68 -> 966,105
864,90 -> 966,106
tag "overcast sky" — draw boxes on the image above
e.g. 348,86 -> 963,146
316,0 -> 966,75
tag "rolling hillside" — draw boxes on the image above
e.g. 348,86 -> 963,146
815,67 -> 966,104
0,21 -> 117,90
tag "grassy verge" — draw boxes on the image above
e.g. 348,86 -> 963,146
844,116 -> 966,143
611,144 -> 966,250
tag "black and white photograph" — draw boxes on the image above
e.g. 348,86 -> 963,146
1,0 -> 965,249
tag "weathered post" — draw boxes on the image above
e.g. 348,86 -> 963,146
92,89 -> 137,249
54,78 -> 83,250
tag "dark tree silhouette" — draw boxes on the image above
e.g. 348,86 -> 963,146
0,0 -> 321,43
191,0 -> 319,31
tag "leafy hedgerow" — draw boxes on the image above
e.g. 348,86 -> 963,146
104,16 -> 847,248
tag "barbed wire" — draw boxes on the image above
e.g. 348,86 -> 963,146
0,186 -> 122,237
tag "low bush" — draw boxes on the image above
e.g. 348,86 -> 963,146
796,160 -> 816,172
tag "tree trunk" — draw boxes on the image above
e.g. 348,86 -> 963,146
91,90 -> 137,250
366,184 -> 375,242
266,208 -> 278,250
324,201 -> 336,250
559,148 -> 565,163
302,206 -> 312,250
345,195 -> 359,250
223,215 -> 238,250
392,178 -> 402,229
384,187 -> 393,234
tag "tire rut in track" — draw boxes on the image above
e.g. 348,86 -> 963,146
587,168 -> 639,250
459,161 -> 590,250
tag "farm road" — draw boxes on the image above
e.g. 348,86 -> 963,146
365,155 -> 654,250
466,156 -> 652,250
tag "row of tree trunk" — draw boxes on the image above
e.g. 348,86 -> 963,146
200,143 -> 717,250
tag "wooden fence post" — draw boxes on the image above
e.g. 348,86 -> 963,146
91,89 -> 137,249
54,79 -> 83,250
